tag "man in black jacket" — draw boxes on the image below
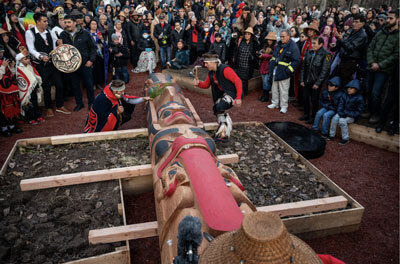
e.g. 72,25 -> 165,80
332,14 -> 368,87
300,36 -> 331,123
59,15 -> 97,111
129,11 -> 143,68
154,13 -> 172,69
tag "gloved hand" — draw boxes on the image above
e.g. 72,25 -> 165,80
145,48 -> 152,52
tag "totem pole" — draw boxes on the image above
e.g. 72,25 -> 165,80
144,73 -> 256,263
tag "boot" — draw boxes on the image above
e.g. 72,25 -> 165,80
259,90 -> 269,102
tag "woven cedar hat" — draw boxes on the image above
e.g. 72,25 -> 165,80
304,20 -> 320,35
0,28 -> 8,35
13,0 -> 22,5
199,212 -> 322,264
118,11 -> 126,18
244,27 -> 254,35
64,0 -> 75,5
265,31 -> 277,40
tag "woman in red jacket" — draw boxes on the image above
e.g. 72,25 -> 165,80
258,31 -> 276,102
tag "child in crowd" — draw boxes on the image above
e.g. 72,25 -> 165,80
0,50 -> 22,136
109,33 -> 130,84
258,32 -> 277,102
312,76 -> 343,137
209,33 -> 227,63
15,53 -> 45,125
169,40 -> 189,70
328,79 -> 364,145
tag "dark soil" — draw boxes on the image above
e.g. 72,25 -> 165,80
214,125 -> 335,206
0,137 -> 153,263
0,67 -> 398,264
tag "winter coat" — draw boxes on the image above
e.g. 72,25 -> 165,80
333,28 -> 368,61
171,29 -> 185,50
219,26 -> 231,47
367,26 -> 399,75
259,52 -> 273,75
109,42 -> 129,68
59,25 -> 97,65
269,39 -> 301,81
185,24 -> 205,52
174,49 -> 190,67
300,47 -> 331,87
338,80 -> 364,119
209,41 -> 227,62
319,88 -> 344,111
137,36 -> 156,52
131,21 -> 143,43
153,22 -> 172,47
233,39 -> 259,69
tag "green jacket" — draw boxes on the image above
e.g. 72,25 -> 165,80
367,26 -> 399,75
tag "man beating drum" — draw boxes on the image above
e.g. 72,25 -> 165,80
193,53 -> 242,142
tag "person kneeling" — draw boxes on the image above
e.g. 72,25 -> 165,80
168,40 -> 189,70
83,80 -> 150,133
194,53 -> 242,142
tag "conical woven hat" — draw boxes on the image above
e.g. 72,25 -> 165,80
265,31 -> 277,40
199,212 -> 322,264
304,20 -> 320,35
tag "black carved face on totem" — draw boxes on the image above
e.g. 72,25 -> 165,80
157,101 -> 194,126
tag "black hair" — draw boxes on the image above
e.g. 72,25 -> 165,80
389,10 -> 399,18
64,14 -> 76,21
353,14 -> 366,23
290,26 -> 299,38
33,12 -> 47,23
311,36 -> 324,45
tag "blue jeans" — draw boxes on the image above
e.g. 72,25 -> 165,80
71,65 -> 94,106
329,114 -> 355,140
159,46 -> 171,68
312,108 -> 335,135
367,71 -> 388,115
262,74 -> 271,91
114,66 -> 129,84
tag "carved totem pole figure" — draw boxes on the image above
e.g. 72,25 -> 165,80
145,73 -> 256,263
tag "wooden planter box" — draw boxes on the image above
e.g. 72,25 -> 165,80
1,123 -> 364,263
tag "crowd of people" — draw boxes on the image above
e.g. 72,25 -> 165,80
0,0 -> 398,143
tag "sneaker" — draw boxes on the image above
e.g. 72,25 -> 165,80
280,108 -> 287,114
321,134 -> 328,139
375,126 -> 383,133
56,106 -> 71,114
29,120 -> 39,125
46,109 -> 54,117
339,139 -> 350,145
267,103 -> 278,109
36,117 -> 45,123
326,136 -> 334,141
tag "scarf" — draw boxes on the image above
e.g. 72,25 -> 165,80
114,27 -> 123,45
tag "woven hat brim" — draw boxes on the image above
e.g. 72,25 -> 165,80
199,232 -> 322,264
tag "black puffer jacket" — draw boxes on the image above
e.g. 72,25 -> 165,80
209,41 -> 227,62
334,28 -> 368,60
60,25 -> 97,65
137,36 -> 156,52
300,47 -> 331,87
